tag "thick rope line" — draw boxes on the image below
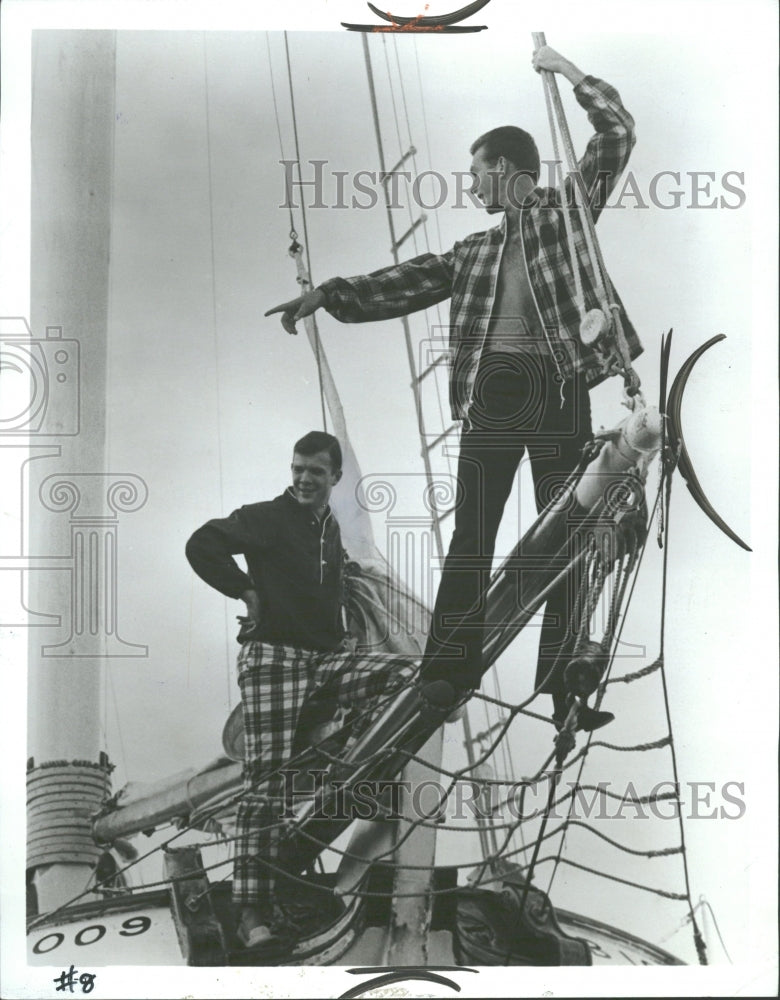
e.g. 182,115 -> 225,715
547,818 -> 683,859
519,767 -> 561,911
607,657 -> 663,685
540,70 -> 586,319
656,461 -> 707,963
551,781 -> 680,808
494,773 -> 680,819
535,36 -> 636,388
535,856 -> 688,901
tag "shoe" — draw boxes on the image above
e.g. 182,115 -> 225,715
553,704 -> 614,733
237,921 -> 274,949
577,705 -> 614,732
236,905 -> 279,951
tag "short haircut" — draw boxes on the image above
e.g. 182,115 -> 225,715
293,430 -> 343,472
470,126 -> 540,183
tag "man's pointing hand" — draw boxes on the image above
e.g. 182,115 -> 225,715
264,288 -> 327,335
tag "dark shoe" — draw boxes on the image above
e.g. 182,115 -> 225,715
577,705 -> 615,732
553,703 -> 614,733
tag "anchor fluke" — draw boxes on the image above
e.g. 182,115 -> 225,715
666,334 -> 751,551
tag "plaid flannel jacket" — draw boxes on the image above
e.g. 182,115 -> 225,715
319,75 -> 643,422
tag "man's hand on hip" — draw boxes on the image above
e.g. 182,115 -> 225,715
265,288 -> 327,335
241,588 -> 262,625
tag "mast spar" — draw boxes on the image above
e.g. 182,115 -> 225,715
27,30 -> 119,915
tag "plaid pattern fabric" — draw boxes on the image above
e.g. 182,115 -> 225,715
232,640 -> 417,907
319,76 -> 642,421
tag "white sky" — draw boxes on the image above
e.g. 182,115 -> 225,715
1,1 -> 777,997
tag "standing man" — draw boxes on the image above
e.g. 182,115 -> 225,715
266,46 -> 642,728
186,430 -> 416,949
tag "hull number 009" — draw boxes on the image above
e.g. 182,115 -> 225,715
31,916 -> 151,955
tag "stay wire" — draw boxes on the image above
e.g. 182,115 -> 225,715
202,33 -> 233,710
265,32 -> 296,238
396,35 -> 452,482
279,32 -> 328,432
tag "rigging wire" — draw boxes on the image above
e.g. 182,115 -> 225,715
275,31 -> 328,432
201,33 -> 233,710
413,38 -> 445,254
107,667 -> 129,782
381,36 -> 417,254
102,34 -> 131,776
265,32 -> 296,239
390,35 -> 452,476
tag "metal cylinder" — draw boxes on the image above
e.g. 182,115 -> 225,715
27,756 -> 112,871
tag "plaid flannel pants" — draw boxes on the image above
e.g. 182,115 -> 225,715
232,640 -> 417,907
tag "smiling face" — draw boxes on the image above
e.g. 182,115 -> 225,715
291,449 -> 341,512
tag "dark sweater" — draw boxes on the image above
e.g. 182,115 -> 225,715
186,489 -> 346,651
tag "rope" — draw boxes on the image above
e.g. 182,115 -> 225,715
607,657 -> 662,685
545,479 -> 661,894
383,36 -> 419,255
540,71 -> 586,320
536,856 -> 688,901
267,32 -> 328,432
534,34 -> 639,394
655,452 -> 707,963
265,32 -> 296,240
